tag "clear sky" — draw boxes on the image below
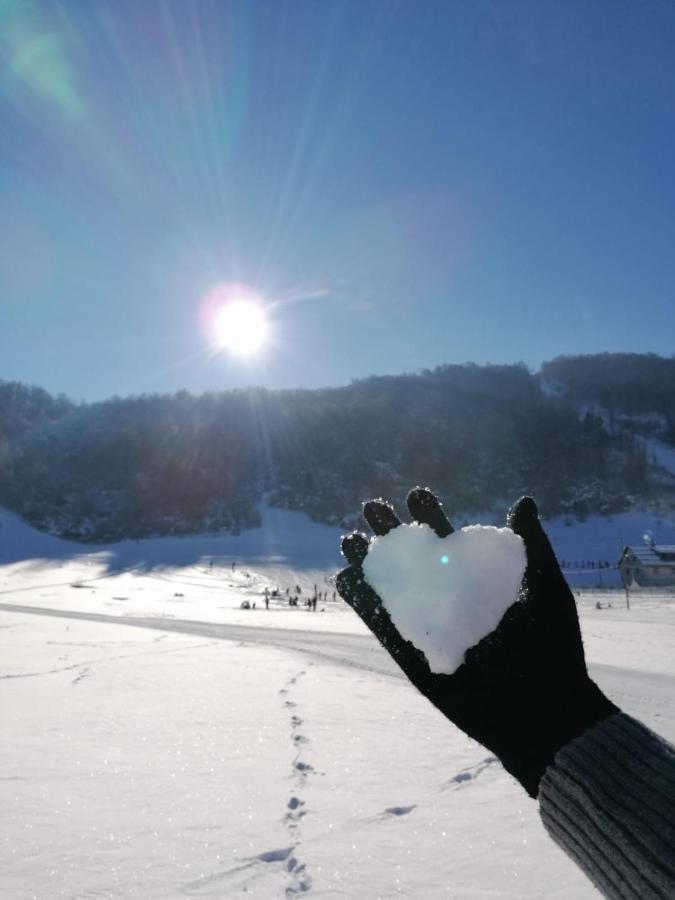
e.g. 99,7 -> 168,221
2,0 -> 674,401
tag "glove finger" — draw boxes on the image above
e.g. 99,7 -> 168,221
507,496 -> 586,670
507,495 -> 575,622
507,496 -> 559,572
336,565 -> 390,637
406,486 -> 454,537
336,565 -> 429,681
363,499 -> 401,536
340,531 -> 369,567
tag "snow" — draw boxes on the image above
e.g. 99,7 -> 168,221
1,607 -> 604,900
0,503 -> 345,576
4,499 -> 675,591
2,506 -> 675,897
641,435 -> 675,477
542,510 -> 675,587
362,524 -> 526,673
0,503 -> 358,635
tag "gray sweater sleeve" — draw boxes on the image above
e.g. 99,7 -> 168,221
538,713 -> 675,899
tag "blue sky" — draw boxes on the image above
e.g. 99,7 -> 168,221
1,0 -> 674,400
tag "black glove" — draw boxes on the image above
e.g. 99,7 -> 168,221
336,487 -> 618,797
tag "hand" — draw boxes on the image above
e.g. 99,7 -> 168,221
336,487 -> 618,797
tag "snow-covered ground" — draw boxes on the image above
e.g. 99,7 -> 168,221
543,509 -> 675,588
3,500 -> 675,590
2,507 -> 675,898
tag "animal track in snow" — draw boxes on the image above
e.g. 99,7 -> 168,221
273,668 -> 313,896
285,796 -> 306,828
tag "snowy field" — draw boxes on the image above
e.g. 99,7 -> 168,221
2,508 -> 675,899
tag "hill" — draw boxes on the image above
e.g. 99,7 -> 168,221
1,354 -> 674,542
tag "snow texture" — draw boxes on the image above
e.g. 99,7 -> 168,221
2,508 -> 675,898
363,523 -> 526,674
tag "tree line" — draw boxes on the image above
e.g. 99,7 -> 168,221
1,354 -> 670,542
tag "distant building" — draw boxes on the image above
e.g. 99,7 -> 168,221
618,541 -> 675,588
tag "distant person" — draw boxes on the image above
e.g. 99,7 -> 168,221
232,561 -> 236,572
337,487 -> 675,900
264,588 -> 269,610
209,559 -> 213,571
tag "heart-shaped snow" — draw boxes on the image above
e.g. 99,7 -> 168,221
362,523 -> 526,674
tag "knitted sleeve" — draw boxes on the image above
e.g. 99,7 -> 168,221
538,713 -> 675,899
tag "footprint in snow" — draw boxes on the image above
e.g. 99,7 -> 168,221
256,847 -> 294,863
71,666 -> 91,685
383,804 -> 416,817
444,756 -> 498,789
294,761 -> 313,774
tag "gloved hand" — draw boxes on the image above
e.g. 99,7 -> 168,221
336,487 -> 618,797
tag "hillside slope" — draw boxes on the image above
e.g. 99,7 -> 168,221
5,355 -> 674,542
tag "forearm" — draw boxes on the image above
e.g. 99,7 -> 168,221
539,713 -> 675,899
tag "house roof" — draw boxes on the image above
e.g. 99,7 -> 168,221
622,545 -> 675,567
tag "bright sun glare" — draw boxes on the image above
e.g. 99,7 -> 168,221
214,299 -> 268,356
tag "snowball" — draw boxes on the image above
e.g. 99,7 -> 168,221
362,523 -> 526,674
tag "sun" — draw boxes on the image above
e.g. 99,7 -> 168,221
214,299 -> 268,356
201,282 -> 271,357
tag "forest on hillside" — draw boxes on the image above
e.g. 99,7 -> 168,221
0,354 -> 672,542
541,353 -> 675,440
